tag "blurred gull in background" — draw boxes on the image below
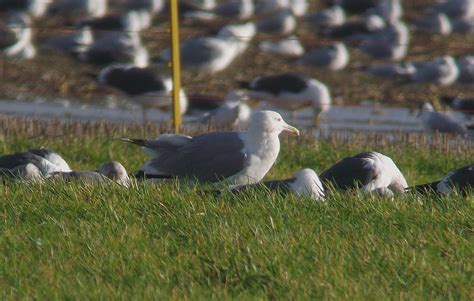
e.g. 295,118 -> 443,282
410,56 -> 459,86
257,8 -> 296,35
297,42 -> 349,71
416,102 -> 468,135
259,35 -> 305,57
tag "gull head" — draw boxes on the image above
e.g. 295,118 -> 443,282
291,168 -> 325,201
248,111 -> 299,136
416,102 -> 435,117
96,161 -> 131,188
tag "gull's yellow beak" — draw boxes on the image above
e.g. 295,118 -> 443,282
282,123 -> 300,136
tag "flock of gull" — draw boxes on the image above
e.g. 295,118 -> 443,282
1,0 -> 474,132
0,0 -> 473,197
0,110 -> 473,200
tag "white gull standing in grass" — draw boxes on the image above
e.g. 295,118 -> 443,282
242,73 -> 332,124
50,161 -> 131,188
319,151 -> 408,194
197,90 -> 252,129
297,42 -> 349,71
409,164 -> 474,195
160,22 -> 256,74
416,102 -> 468,135
410,56 -> 459,86
259,35 -> 305,57
121,111 -> 299,186
98,64 -> 188,119
230,168 -> 325,202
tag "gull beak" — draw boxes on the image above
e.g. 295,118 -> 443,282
282,122 -> 300,136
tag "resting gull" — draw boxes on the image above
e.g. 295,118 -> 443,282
303,5 -> 346,28
366,0 -> 403,23
410,56 -> 459,86
440,96 -> 474,119
1,13 -> 35,59
49,0 -> 108,17
50,161 -> 130,187
0,148 -> 71,177
430,0 -> 474,19
242,73 -> 332,124
365,62 -> 415,78
416,102 -> 468,135
123,0 -> 164,14
335,0 -> 378,14
184,0 -> 254,21
42,27 -> 93,55
0,0 -> 50,17
0,163 -> 43,181
257,8 -> 296,35
415,13 -> 452,35
297,42 -> 349,71
255,0 -> 290,15
323,14 -> 385,39
230,168 -> 325,201
409,164 -> 473,195
160,22 -> 256,74
319,151 -> 408,194
259,35 -> 305,57
122,110 -> 299,186
76,10 -> 152,32
98,64 -> 188,119
456,56 -> 474,83
197,90 -> 252,129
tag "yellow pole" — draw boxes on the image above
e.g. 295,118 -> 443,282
170,0 -> 182,133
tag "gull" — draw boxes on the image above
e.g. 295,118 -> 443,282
335,0 -> 378,14
197,90 -> 252,129
366,0 -> 403,23
259,35 -> 305,57
323,14 -> 385,39
50,161 -> 131,187
79,32 -> 149,67
289,0 -> 307,17
366,62 -> 416,78
319,151 -> 408,194
456,56 -> 474,83
303,5 -> 346,28
415,13 -> 452,35
1,13 -> 35,59
123,0 -> 164,14
122,110 -> 299,186
0,148 -> 71,178
409,164 -> 473,195
416,102 -> 468,135
452,16 -> 474,32
242,73 -> 332,124
257,9 -> 296,35
255,0 -> 290,15
229,168 -> 325,201
98,64 -> 188,119
410,56 -> 459,86
184,0 -> 254,21
160,22 -> 256,74
0,0 -> 50,17
430,0 -> 474,19
297,42 -> 349,71
42,27 -> 93,55
357,20 -> 409,61
76,10 -> 152,32
0,163 -> 43,181
440,96 -> 474,119
49,0 -> 108,18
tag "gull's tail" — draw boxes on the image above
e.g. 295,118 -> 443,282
405,181 -> 440,194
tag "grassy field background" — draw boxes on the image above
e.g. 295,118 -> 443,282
1,120 -> 473,299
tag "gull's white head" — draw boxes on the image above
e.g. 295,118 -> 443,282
96,161 -> 131,188
248,111 -> 299,136
290,168 -> 325,201
417,102 -> 435,117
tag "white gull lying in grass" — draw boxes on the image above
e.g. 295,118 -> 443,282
416,102 -> 468,135
197,90 -> 252,129
319,151 -> 408,194
230,168 -> 325,201
161,22 -> 256,74
297,42 -> 349,71
242,73 -> 332,124
50,161 -> 131,187
259,35 -> 304,57
98,64 -> 188,118
122,110 -> 299,186
409,163 -> 473,195
410,56 -> 459,86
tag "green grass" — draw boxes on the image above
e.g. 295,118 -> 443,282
1,131 -> 473,299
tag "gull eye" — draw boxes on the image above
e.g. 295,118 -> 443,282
277,118 -> 282,122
